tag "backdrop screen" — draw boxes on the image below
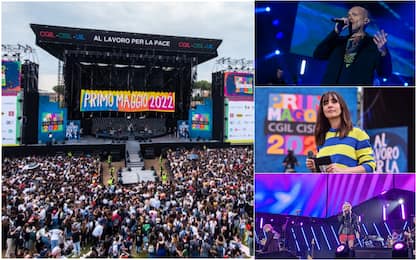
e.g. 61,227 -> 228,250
2,60 -> 21,93
256,174 -> 415,218
224,72 -> 253,97
255,87 -> 357,173
41,112 -> 64,133
80,89 -> 175,112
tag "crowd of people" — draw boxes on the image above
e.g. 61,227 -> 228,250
2,146 -> 253,258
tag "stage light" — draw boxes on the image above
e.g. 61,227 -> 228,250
266,7 -> 271,12
392,241 -> 408,258
260,217 -> 263,228
404,82 -> 408,86
398,198 -> 404,204
383,205 -> 387,221
321,226 -> 331,250
401,204 -> 405,220
275,32 -> 284,39
300,59 -> 306,75
335,244 -> 349,258
382,78 -> 387,82
274,49 -> 281,55
272,19 -> 280,26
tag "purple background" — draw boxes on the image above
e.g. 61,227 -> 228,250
256,174 -> 415,218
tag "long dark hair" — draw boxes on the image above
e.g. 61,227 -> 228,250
315,91 -> 353,147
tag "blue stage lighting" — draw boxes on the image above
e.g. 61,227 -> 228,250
275,32 -> 284,39
266,7 -> 271,12
404,82 -> 408,86
382,78 -> 388,82
272,19 -> 280,26
274,49 -> 281,55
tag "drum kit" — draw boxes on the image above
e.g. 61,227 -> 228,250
362,235 -> 385,248
362,232 -> 408,249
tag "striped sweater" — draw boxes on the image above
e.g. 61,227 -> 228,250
317,127 -> 376,173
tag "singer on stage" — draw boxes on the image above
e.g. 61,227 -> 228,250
338,202 -> 360,249
313,6 -> 392,85
259,224 -> 280,256
305,91 -> 376,173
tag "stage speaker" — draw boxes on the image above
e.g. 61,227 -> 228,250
21,92 -> 39,144
392,241 -> 409,258
335,244 -> 350,258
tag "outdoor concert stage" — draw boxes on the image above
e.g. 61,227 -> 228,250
2,135 -> 228,161
255,183 -> 415,259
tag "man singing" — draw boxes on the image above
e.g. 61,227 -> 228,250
313,6 -> 392,85
338,202 -> 360,250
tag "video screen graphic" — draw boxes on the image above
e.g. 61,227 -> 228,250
224,72 -> 253,97
191,113 -> 210,131
368,127 -> 408,173
2,60 -> 21,94
265,92 -> 320,156
80,90 -> 175,112
41,112 -> 64,133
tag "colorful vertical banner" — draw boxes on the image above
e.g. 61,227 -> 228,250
224,99 -> 254,143
2,93 -> 21,145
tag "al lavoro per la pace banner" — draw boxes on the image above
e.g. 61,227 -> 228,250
80,89 -> 175,112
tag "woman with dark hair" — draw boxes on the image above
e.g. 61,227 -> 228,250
306,91 -> 375,173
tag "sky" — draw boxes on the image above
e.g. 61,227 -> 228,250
1,1 -> 254,92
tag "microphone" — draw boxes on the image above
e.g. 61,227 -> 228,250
331,18 -> 348,26
307,151 -> 315,159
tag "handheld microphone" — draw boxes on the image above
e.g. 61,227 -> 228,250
307,151 -> 315,159
331,18 -> 347,26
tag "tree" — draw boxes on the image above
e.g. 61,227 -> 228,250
52,84 -> 65,96
52,85 -> 65,106
194,80 -> 211,90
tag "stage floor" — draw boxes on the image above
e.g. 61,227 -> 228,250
61,134 -> 221,146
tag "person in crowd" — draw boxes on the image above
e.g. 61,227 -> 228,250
2,146 -> 253,258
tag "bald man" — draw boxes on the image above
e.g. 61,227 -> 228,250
313,6 -> 392,85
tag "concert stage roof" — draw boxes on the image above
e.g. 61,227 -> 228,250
30,24 -> 222,64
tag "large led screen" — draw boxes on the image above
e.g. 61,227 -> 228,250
80,90 -> 175,112
2,60 -> 21,94
225,99 -> 254,144
224,72 -> 253,97
255,87 -> 357,173
41,112 -> 64,133
256,174 -> 328,218
256,174 -> 415,218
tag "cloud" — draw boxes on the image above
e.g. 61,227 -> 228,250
2,2 -> 253,91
